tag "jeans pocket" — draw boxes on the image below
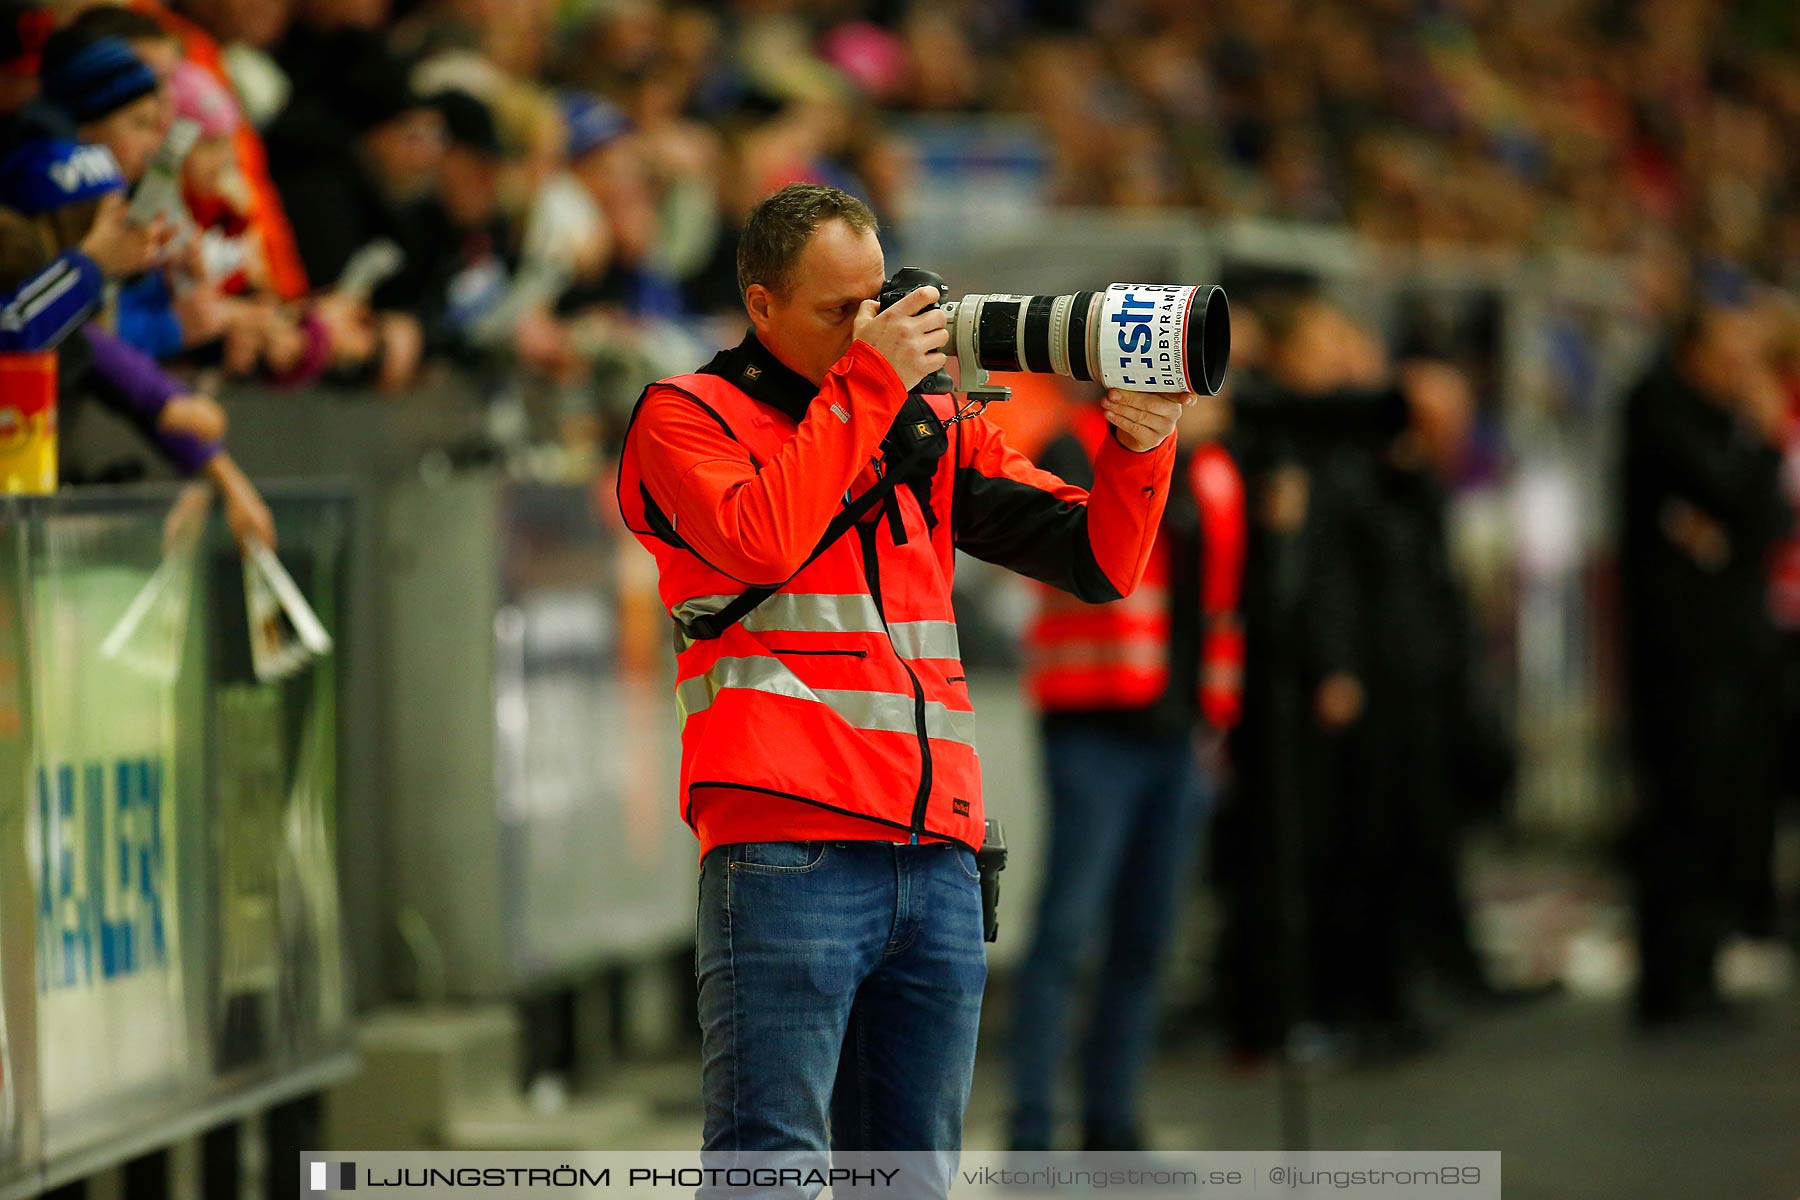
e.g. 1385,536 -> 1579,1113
952,845 -> 981,882
727,840 -> 830,874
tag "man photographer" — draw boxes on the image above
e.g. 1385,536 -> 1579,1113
616,183 -> 1196,1168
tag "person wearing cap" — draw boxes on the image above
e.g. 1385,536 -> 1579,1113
359,86 -> 577,381
563,90 -> 632,167
0,124 -> 169,351
511,89 -> 606,284
432,89 -> 505,242
266,42 -> 441,292
263,40 -> 438,388
52,4 -> 362,382
562,90 -> 643,290
559,92 -> 681,321
540,90 -> 627,286
383,87 -> 518,366
0,199 -> 166,353
0,137 -> 273,551
1,139 -> 204,453
555,91 -> 721,386
0,2 -> 172,352
34,30 -> 231,364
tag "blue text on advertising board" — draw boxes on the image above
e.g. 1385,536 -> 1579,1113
35,758 -> 168,992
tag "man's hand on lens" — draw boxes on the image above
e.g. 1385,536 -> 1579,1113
854,284 -> 949,391
1102,387 -> 1193,452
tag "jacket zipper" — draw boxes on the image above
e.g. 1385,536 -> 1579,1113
857,518 -> 932,843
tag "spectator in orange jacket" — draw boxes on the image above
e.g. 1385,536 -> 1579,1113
132,0 -> 311,302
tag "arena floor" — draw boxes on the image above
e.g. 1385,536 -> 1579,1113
444,991 -> 1798,1200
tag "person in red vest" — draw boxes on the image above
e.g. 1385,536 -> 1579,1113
1009,392 -> 1242,1151
616,183 -> 1195,1168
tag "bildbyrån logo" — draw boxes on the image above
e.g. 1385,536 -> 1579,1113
309,1162 -> 356,1191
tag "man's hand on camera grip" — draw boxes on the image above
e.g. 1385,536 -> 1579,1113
854,285 -> 950,392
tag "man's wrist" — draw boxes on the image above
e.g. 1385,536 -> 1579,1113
836,338 -> 908,408
1108,425 -> 1170,453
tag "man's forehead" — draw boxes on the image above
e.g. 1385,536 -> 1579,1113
797,219 -> 884,298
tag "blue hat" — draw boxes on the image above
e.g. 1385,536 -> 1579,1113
560,92 -> 630,160
1695,257 -> 1752,309
0,138 -> 125,214
39,35 -> 158,125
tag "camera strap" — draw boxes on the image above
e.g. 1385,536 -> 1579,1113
676,396 -> 949,642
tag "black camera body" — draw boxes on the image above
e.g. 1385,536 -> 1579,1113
877,266 -> 956,395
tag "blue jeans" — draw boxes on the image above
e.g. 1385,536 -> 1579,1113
696,839 -> 987,1180
1009,725 -> 1212,1147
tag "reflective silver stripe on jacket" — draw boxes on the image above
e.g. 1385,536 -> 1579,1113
676,655 -> 978,749
672,593 -> 961,661
886,620 -> 961,661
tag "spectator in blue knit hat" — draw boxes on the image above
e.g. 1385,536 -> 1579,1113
37,32 -> 215,362
37,31 -> 270,367
0,141 -> 274,551
38,32 -> 166,180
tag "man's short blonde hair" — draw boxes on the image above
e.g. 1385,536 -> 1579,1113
736,183 -> 878,301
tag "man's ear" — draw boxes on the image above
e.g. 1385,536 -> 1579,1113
745,283 -> 774,332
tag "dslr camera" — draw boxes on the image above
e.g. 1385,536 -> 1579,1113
876,267 -> 1231,407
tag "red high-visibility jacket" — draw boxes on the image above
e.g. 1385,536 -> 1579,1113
1025,408 -> 1247,729
618,333 -> 1177,859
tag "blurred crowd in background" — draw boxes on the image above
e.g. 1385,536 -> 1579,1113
4,0 -> 1799,1075
7,0 -> 1800,413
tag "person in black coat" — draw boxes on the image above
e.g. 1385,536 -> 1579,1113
265,32 -> 440,295
1618,302 -> 1790,1028
1209,298 -> 1413,1060
264,36 -> 439,387
1209,419 -> 1322,1059
1302,375 -> 1498,1054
